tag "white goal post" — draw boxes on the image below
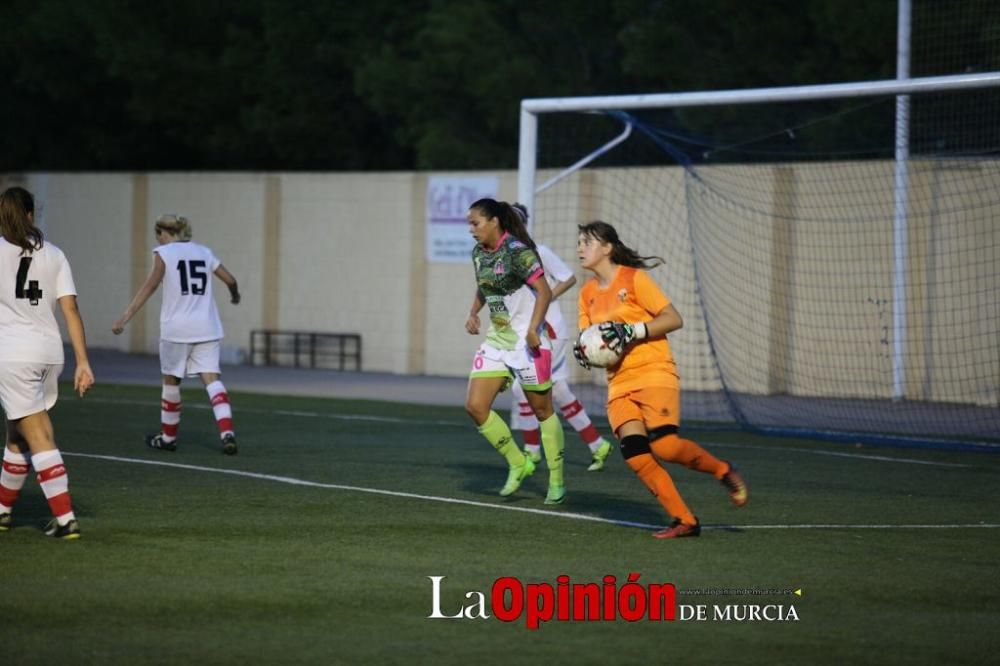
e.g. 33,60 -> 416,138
516,71 -> 1000,446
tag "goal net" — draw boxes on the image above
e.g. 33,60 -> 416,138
523,76 -> 1000,448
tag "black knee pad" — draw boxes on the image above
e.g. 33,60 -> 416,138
647,424 -> 679,444
619,434 -> 651,460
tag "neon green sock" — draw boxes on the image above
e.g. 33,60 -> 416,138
479,411 -> 526,467
539,413 -> 565,485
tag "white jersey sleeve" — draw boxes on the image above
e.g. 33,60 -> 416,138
154,241 -> 224,343
536,244 -> 574,340
537,245 -> 574,287
0,239 -> 77,363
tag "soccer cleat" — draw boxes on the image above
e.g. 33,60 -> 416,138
586,439 -> 613,472
0,512 -> 12,532
222,433 -> 238,456
524,448 -> 542,464
44,518 -> 81,540
720,463 -> 748,507
146,433 -> 177,452
652,518 -> 701,539
544,483 -> 566,505
499,455 -> 536,497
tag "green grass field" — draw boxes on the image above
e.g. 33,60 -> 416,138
4,384 -> 999,665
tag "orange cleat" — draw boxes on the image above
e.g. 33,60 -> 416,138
652,518 -> 701,539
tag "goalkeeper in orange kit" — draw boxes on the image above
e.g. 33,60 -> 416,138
574,221 -> 748,539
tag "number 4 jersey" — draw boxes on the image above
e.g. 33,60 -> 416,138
155,241 -> 223,343
0,237 -> 77,364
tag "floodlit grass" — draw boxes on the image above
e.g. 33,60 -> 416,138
3,384 -> 998,665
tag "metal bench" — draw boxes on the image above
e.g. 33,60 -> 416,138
250,330 -> 362,371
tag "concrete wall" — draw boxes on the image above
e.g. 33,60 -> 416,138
2,160 -> 996,407
19,173 -> 136,352
1,170 -> 517,377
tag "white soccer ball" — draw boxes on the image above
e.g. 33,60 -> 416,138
577,324 -> 623,368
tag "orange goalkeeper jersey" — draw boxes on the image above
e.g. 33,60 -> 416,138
578,266 -> 679,399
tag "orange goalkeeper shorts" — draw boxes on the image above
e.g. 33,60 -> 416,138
607,386 -> 681,436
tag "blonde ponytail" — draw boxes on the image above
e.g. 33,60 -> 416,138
155,213 -> 193,240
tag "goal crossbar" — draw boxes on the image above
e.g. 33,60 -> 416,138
521,71 -> 1000,114
518,71 -> 1000,208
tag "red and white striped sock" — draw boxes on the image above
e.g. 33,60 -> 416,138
161,384 -> 182,442
559,399 -> 604,451
523,428 -> 541,456
0,448 -> 30,514
206,380 -> 234,439
554,381 -> 605,453
516,397 -> 542,454
32,449 -> 75,526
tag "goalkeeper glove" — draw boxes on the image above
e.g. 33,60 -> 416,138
598,321 -> 647,353
572,342 -> 591,370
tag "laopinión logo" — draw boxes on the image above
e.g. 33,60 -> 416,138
427,574 -> 800,630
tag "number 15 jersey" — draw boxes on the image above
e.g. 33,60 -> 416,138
155,241 -> 223,343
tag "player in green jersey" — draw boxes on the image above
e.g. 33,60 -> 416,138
464,198 -> 566,504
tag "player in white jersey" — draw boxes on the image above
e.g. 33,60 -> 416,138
0,187 -> 94,539
112,214 -> 241,455
508,240 -> 613,472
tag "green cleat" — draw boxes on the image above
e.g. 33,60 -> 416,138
524,448 -> 542,464
499,455 -> 535,496
544,483 -> 566,505
587,439 -> 613,472
0,512 -> 11,532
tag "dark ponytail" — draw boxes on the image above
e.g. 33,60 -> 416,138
469,197 -> 539,256
578,220 -> 662,269
0,187 -> 43,253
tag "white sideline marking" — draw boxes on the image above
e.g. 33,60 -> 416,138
709,443 -> 973,468
272,410 -> 463,427
63,453 -> 999,531
84,397 -> 977,468
86,398 -> 466,427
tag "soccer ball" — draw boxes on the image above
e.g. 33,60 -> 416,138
577,324 -> 623,368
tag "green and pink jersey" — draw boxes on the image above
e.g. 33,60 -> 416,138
472,232 -> 545,351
